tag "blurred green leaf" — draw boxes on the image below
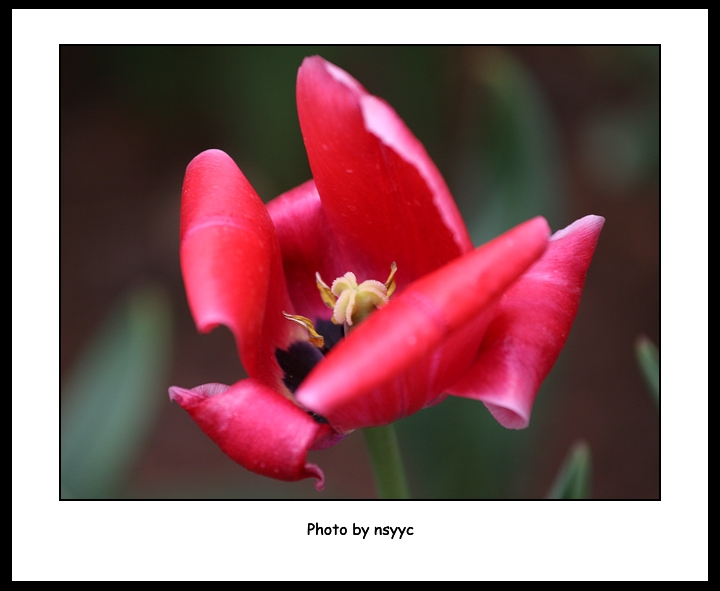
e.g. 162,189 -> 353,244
61,285 -> 172,498
635,336 -> 659,406
397,396 -> 535,498
546,440 -> 592,499
458,48 -> 564,246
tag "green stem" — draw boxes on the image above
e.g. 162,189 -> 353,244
363,424 -> 410,499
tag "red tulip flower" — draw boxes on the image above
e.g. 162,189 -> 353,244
169,56 -> 604,491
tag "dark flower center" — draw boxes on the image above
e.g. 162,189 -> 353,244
275,319 -> 344,423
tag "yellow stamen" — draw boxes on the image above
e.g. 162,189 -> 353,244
282,312 -> 325,348
385,261 -> 398,298
315,272 -> 337,309
289,263 -> 398,341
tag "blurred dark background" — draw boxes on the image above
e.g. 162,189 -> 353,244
60,46 -> 659,499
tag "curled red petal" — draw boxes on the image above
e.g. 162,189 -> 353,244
180,149 -> 300,391
448,215 -> 605,429
169,380 -> 327,490
296,56 -> 473,289
266,180 -> 346,322
295,217 -> 551,432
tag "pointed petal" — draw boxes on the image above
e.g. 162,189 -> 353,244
448,215 -> 605,429
169,380 -> 327,490
266,180 -> 346,322
296,56 -> 473,288
295,217 -> 551,432
180,149 -> 300,391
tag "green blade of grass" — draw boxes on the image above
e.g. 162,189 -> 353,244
546,440 -> 592,499
61,285 -> 172,498
635,335 -> 659,406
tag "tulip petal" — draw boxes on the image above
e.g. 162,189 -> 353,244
266,180 -> 347,322
296,56 -> 473,289
169,380 -> 327,490
180,149 -> 301,392
448,215 -> 605,429
295,217 -> 551,433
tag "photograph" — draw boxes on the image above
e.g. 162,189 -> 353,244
60,45 -> 660,500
